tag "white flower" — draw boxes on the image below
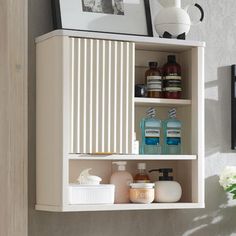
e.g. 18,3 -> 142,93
219,166 -> 236,189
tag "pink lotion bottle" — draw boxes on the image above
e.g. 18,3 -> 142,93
110,162 -> 133,203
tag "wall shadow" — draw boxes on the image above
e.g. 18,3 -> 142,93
173,175 -> 236,236
170,65 -> 236,236
205,66 -> 236,156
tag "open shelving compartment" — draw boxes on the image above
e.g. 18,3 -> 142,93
66,159 -> 196,212
35,30 -> 205,212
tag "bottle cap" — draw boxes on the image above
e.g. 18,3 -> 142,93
146,107 -> 156,118
159,168 -> 174,181
112,161 -> 127,171
149,168 -> 174,181
168,108 -> 177,118
167,55 -> 176,63
137,163 -> 146,170
149,61 -> 158,68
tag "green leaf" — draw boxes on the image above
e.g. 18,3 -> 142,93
233,195 -> 236,200
230,190 -> 236,195
226,184 -> 236,192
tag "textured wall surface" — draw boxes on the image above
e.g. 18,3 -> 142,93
0,0 -> 28,236
29,0 -> 236,235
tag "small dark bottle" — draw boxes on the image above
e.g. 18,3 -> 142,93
163,55 -> 182,99
134,163 -> 150,183
145,62 -> 162,98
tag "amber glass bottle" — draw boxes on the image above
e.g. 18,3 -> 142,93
145,62 -> 162,98
134,163 -> 150,183
163,55 -> 182,99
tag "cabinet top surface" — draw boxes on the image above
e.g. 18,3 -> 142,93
36,30 -> 205,52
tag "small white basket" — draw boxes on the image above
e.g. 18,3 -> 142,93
69,184 -> 115,205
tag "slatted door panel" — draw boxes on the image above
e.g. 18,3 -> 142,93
70,38 -> 135,154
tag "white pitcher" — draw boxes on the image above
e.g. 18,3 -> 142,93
155,0 -> 204,39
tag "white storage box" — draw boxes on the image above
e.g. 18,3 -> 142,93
69,184 -> 115,205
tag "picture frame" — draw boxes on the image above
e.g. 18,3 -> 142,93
148,0 -> 159,37
52,0 -> 153,37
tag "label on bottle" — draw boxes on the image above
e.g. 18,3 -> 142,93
165,80 -> 181,87
147,76 -> 162,92
166,129 -> 181,145
145,129 -> 160,145
164,87 -> 182,92
164,75 -> 181,80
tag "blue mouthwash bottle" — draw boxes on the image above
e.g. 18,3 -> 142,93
163,108 -> 182,154
140,107 -> 162,155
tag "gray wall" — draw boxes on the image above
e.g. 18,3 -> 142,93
28,1 -> 236,235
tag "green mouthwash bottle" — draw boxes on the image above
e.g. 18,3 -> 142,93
163,108 -> 182,154
140,108 -> 162,155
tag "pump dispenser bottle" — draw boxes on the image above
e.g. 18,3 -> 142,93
110,162 -> 133,203
149,168 -> 182,203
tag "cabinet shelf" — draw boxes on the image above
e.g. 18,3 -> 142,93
68,154 -> 197,161
35,202 -> 204,212
134,97 -> 191,107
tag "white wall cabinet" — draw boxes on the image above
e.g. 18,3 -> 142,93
36,30 -> 205,212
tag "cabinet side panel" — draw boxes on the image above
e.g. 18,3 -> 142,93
178,50 -> 192,154
191,47 -> 205,204
36,37 -> 63,206
70,39 -> 134,154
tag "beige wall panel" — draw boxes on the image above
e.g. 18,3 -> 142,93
0,0 -> 28,236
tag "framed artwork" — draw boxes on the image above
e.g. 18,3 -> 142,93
52,0 -> 153,36
148,0 -> 159,37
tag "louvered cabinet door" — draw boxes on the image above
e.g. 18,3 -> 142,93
69,38 -> 135,154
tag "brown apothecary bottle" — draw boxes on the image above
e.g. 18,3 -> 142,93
145,62 -> 163,98
163,55 -> 182,99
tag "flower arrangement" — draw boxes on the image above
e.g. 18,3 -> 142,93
219,166 -> 236,199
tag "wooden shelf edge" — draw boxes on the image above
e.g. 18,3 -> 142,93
67,154 -> 197,161
134,97 -> 192,107
36,203 -> 204,212
35,204 -> 63,212
35,30 -> 206,48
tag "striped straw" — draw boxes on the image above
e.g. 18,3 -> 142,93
168,108 -> 176,118
146,107 -> 156,118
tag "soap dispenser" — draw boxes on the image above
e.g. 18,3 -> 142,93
110,162 -> 133,203
149,168 -> 182,203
